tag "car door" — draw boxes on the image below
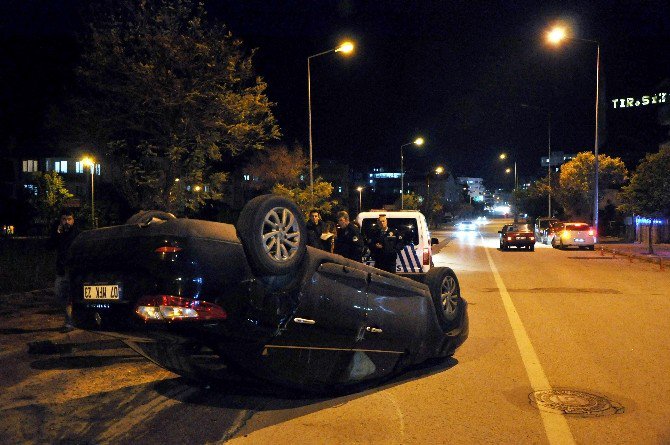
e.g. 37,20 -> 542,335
354,271 -> 428,381
263,262 -> 368,386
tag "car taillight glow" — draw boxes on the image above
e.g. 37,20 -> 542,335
507,236 -> 512,241
423,248 -> 431,266
588,228 -> 595,236
135,295 -> 227,322
562,231 -> 570,239
155,246 -> 183,254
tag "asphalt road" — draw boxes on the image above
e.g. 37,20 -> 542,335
1,220 -> 669,444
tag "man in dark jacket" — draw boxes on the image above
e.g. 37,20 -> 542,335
334,210 -> 364,261
48,208 -> 80,333
306,209 -> 325,250
366,214 -> 400,273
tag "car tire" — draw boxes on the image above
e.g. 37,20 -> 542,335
126,210 -> 177,226
589,245 -> 595,251
529,245 -> 535,252
236,194 -> 307,276
425,267 -> 462,329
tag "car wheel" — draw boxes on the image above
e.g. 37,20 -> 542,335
126,210 -> 177,226
529,245 -> 535,252
589,245 -> 595,251
425,267 -> 462,329
236,194 -> 307,276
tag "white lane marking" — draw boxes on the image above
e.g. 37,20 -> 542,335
482,235 -> 576,445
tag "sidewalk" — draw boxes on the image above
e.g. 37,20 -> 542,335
596,237 -> 670,261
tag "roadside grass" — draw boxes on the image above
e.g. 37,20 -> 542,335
0,238 -> 56,294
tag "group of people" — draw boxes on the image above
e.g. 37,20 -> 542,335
306,210 -> 405,273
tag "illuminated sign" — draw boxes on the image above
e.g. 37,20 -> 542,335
611,92 -> 667,109
371,173 -> 401,179
635,216 -> 666,225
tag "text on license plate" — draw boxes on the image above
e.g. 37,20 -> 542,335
84,285 -> 120,300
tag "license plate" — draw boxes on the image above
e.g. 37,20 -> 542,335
517,236 -> 526,239
574,238 -> 584,242
84,285 -> 120,300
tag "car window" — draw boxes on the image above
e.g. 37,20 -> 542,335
461,221 -> 473,225
361,218 -> 420,245
510,224 -> 531,232
565,223 -> 589,231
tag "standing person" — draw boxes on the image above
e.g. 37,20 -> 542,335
306,209 -> 325,250
48,208 -> 80,333
334,210 -> 364,261
320,221 -> 337,253
367,214 -> 400,273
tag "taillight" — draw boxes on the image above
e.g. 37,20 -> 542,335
423,248 -> 431,266
588,228 -> 595,236
155,246 -> 182,254
135,295 -> 227,322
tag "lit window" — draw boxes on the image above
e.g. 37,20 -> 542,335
338,186 -> 342,193
95,164 -> 100,175
75,162 -> 84,173
243,174 -> 250,181
22,160 -> 38,172
54,160 -> 68,173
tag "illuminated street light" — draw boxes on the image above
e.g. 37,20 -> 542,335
307,40 -> 355,205
81,156 -> 96,228
545,24 -> 601,230
427,165 -> 445,208
356,186 -> 363,214
193,185 -> 202,192
400,137 -> 425,209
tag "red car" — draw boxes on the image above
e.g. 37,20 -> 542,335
499,223 -> 536,251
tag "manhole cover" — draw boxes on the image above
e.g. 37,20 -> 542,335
530,389 -> 624,417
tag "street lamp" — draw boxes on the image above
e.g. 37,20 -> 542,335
546,25 -> 601,230
521,103 -> 552,217
499,153 -> 517,190
81,157 -> 95,228
307,40 -> 355,205
427,165 -> 444,202
356,186 -> 363,214
400,137 -> 425,209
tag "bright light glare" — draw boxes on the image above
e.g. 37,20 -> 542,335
499,153 -> 507,160
505,168 -> 512,174
547,27 -> 566,44
336,41 -> 354,54
356,186 -> 363,192
81,156 -> 95,167
435,166 -> 445,174
493,205 -> 511,214
414,137 -> 425,146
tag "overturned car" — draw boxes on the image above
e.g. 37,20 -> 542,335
67,195 -> 468,393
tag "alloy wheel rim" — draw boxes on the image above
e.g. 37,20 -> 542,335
261,206 -> 301,262
440,275 -> 458,316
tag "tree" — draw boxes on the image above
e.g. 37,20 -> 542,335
28,172 -> 74,231
245,144 -> 308,192
618,144 -> 670,253
556,152 -> 628,220
272,180 -> 337,219
59,0 -> 279,213
397,191 -> 421,210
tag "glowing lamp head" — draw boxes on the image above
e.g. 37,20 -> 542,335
193,185 -> 202,192
356,186 -> 363,192
505,168 -> 512,174
435,166 -> 445,175
81,156 -> 95,168
414,137 -> 425,146
336,41 -> 354,54
499,153 -> 507,160
547,27 -> 567,45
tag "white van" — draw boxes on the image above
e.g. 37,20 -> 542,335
356,210 -> 438,277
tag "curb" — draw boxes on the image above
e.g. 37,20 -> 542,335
596,245 -> 667,271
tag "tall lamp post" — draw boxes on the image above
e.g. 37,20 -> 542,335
308,41 -> 354,205
400,137 -> 425,209
356,186 -> 363,214
500,153 -> 517,221
427,165 -> 445,203
499,153 -> 517,190
521,103 -> 552,218
546,25 -> 600,230
81,157 -> 96,228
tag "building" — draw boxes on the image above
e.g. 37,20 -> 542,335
540,151 -> 577,170
457,177 -> 486,202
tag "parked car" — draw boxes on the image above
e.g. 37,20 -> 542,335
551,222 -> 596,250
357,210 -> 438,275
541,221 -> 563,245
499,223 -> 536,251
456,220 -> 477,231
67,195 -> 468,394
535,217 -> 560,241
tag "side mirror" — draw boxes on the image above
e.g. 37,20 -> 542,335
431,237 -> 439,245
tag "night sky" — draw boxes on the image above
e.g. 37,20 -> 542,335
2,0 -> 669,188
